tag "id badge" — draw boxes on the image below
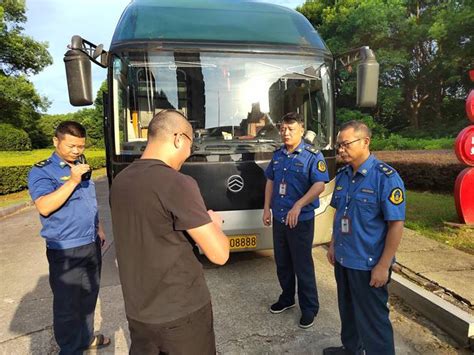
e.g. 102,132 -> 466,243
279,182 -> 287,195
341,216 -> 351,234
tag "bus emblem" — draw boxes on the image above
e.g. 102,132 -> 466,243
227,175 -> 244,193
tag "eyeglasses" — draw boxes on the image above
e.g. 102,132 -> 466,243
174,132 -> 196,154
335,138 -> 362,150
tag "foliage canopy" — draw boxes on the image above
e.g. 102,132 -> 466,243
298,0 -> 473,136
0,0 -> 53,148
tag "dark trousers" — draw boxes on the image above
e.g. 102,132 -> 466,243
46,239 -> 102,355
335,262 -> 395,355
127,302 -> 216,355
272,218 -> 319,315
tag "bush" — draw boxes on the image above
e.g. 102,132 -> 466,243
0,156 -> 106,195
371,134 -> 454,151
336,109 -> 388,138
0,124 -> 32,151
336,156 -> 462,192
37,111 -> 105,149
380,161 -> 463,192
87,156 -> 106,170
37,114 -> 72,147
0,166 -> 31,194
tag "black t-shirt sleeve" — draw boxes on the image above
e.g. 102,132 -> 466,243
166,174 -> 212,231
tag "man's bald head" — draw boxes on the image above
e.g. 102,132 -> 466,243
148,109 -> 191,140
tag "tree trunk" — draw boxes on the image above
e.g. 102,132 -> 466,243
409,104 -> 420,130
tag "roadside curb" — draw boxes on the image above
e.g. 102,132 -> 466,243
0,201 -> 34,219
389,273 -> 474,349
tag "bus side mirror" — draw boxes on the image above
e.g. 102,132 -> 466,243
357,48 -> 379,107
64,35 -> 107,106
64,48 -> 93,106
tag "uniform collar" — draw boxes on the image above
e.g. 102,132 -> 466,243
51,152 -> 70,169
282,140 -> 305,155
347,154 -> 376,176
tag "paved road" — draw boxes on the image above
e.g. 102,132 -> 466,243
0,179 -> 468,354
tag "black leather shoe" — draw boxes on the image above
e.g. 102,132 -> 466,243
298,312 -> 315,329
269,301 -> 296,314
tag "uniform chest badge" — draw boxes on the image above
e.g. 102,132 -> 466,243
336,186 -> 343,191
317,160 -> 327,172
389,188 -> 404,205
60,176 -> 71,181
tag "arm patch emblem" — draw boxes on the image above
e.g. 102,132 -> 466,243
389,188 -> 404,205
317,160 -> 327,173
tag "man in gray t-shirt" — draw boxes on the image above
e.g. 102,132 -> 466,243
111,109 -> 229,355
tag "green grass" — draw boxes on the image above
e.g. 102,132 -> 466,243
406,190 -> 474,254
0,149 -> 105,167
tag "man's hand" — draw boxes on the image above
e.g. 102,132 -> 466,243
262,208 -> 272,226
98,229 -> 106,248
326,241 -> 335,266
208,210 -> 223,228
370,263 -> 390,288
188,216 -> 229,265
70,164 -> 90,184
285,203 -> 301,228
97,223 -> 106,248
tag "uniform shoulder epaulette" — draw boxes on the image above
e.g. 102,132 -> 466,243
336,165 -> 348,175
377,162 -> 396,177
305,146 -> 320,154
34,159 -> 51,168
273,145 -> 283,152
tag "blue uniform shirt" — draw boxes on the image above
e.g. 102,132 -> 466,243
265,140 -> 330,223
330,154 -> 406,271
28,152 -> 99,250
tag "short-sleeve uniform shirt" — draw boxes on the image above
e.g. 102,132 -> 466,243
265,140 -> 329,223
27,152 -> 98,250
330,155 -> 406,270
110,159 -> 212,324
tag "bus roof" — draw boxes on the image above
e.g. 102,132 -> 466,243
111,0 -> 329,51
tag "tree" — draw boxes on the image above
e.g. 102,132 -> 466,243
94,80 -> 108,114
37,81 -> 108,148
297,0 -> 473,135
0,0 -> 53,148
82,80 -> 108,147
37,113 -> 74,146
299,0 -> 408,131
73,108 -> 103,147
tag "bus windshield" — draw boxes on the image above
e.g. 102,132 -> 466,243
112,51 -> 333,157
